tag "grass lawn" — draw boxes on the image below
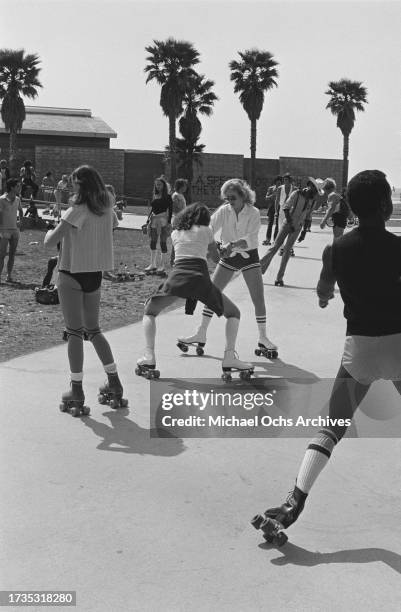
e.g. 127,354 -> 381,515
0,227 -> 187,362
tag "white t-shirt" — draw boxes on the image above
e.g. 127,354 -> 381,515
210,203 -> 260,252
171,225 -> 214,262
58,202 -> 118,273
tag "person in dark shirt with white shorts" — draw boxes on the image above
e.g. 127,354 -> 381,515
255,169 -> 401,537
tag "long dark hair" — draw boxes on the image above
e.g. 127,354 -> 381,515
153,176 -> 169,200
173,202 -> 210,231
71,165 -> 111,216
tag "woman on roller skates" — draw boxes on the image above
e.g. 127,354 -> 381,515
44,165 -> 127,416
319,178 -> 350,239
178,179 -> 278,360
253,170 -> 401,544
136,202 -> 253,380
145,176 -> 173,276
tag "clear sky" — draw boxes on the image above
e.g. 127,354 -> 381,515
1,0 -> 400,185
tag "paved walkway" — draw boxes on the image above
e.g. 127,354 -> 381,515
1,225 -> 401,611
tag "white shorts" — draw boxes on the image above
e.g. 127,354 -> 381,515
342,333 -> 401,385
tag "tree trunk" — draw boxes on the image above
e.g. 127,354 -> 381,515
169,112 -> 177,184
250,118 -> 257,189
8,129 -> 18,177
342,133 -> 349,190
187,156 -> 194,204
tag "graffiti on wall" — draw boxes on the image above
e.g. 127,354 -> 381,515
191,175 -> 238,197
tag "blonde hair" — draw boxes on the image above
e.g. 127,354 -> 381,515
220,178 -> 256,206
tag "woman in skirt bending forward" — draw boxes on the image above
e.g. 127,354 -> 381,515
178,179 -> 277,358
136,202 -> 252,377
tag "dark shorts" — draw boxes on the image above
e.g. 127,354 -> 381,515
59,270 -> 102,293
150,258 -> 224,316
218,248 -> 260,272
332,212 -> 347,229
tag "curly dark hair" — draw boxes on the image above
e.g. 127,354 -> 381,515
172,202 -> 210,231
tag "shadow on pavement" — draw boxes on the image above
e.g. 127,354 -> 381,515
261,542 -> 401,575
82,408 -> 186,456
251,358 -> 319,380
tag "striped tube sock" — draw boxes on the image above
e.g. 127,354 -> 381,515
256,315 -> 267,338
104,362 -> 117,374
70,372 -> 83,382
199,309 -> 214,332
296,429 -> 338,494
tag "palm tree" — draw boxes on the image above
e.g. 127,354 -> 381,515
176,73 -> 218,200
0,48 -> 42,175
229,49 -> 278,189
325,78 -> 368,189
175,138 -> 205,203
145,38 -> 200,183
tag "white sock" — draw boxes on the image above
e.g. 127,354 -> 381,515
104,362 -> 117,374
70,372 -> 83,382
198,314 -> 212,334
296,429 -> 337,493
225,317 -> 239,352
256,317 -> 267,338
143,315 -> 156,351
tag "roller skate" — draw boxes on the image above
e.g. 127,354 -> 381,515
221,350 -> 254,382
156,253 -> 169,277
274,279 -> 284,287
251,485 -> 307,546
135,349 -> 160,379
177,331 -> 206,356
98,372 -> 128,409
59,381 -> 90,417
145,251 -> 157,275
255,336 -> 278,359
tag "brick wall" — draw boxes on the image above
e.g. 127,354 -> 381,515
243,158 -> 280,208
191,152 -> 244,207
35,146 -> 125,194
124,151 -> 165,200
279,157 -> 343,191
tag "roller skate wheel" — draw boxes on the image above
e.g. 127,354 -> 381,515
255,349 -> 262,357
120,398 -> 129,407
263,533 -> 274,544
154,370 -> 160,379
71,406 -> 81,418
82,406 -> 90,416
196,347 -> 204,356
110,398 -> 119,409
275,532 -> 288,547
240,370 -> 252,381
260,518 -> 275,535
135,366 -> 141,376
251,514 -> 264,530
59,402 -> 68,413
98,393 -> 108,405
222,372 -> 232,382
177,342 -> 188,353
269,350 -> 278,359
